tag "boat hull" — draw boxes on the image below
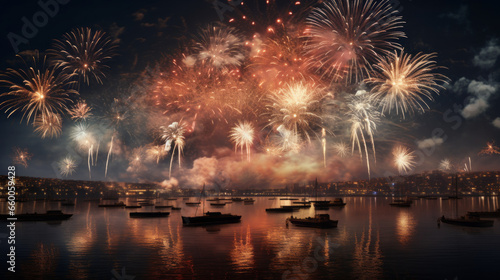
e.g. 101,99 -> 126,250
289,218 -> 338,228
0,213 -> 72,221
182,213 -> 241,226
130,212 -> 170,218
266,208 -> 294,213
440,217 -> 494,227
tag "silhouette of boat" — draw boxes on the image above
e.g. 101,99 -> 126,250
288,214 -> 338,228
439,215 -> 494,227
125,205 -> 142,209
98,201 -> 125,207
0,210 -> 72,221
130,212 -> 170,218
232,197 -> 243,202
266,207 -> 294,213
186,202 -> 201,206
314,198 -> 346,207
390,201 -> 412,207
210,202 -> 226,206
467,209 -> 500,218
182,211 -> 241,226
171,207 -> 181,210
243,198 -> 255,204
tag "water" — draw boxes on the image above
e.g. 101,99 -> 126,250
1,197 -> 500,279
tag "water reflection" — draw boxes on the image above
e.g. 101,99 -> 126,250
396,210 -> 416,246
352,210 -> 383,279
230,225 -> 254,272
22,243 -> 60,278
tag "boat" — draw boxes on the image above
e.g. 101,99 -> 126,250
315,198 -> 346,207
266,207 -> 294,213
467,209 -> 500,218
210,202 -> 226,206
155,205 -> 173,209
171,207 -> 181,210
130,212 -> 170,218
125,205 -> 142,209
61,201 -> 75,206
0,210 -> 72,221
182,211 -> 241,226
389,201 -> 412,207
282,205 -> 309,209
166,198 -> 178,201
439,215 -> 494,227
186,202 -> 201,206
288,214 -> 338,228
448,175 -> 463,199
232,197 -> 243,202
138,202 -> 154,206
243,198 -> 255,204
280,198 -> 299,200
98,201 -> 125,207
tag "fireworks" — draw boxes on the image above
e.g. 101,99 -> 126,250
58,157 -> 77,177
68,101 -> 92,121
333,142 -> 349,158
189,24 -> 245,70
49,27 -> 116,84
393,145 -> 416,174
70,123 -> 96,178
229,121 -> 255,161
367,50 -> 448,117
439,159 -> 451,171
12,147 -> 32,168
265,81 -> 325,143
273,125 -> 301,153
161,121 -> 187,178
479,141 -> 500,155
347,92 -> 380,178
304,0 -> 405,83
147,144 -> 167,164
0,52 -> 77,124
34,112 -> 62,138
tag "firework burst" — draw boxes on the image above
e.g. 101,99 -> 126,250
229,121 -> 255,161
12,147 -> 32,168
393,145 -> 416,174
439,159 -> 451,172
70,123 -> 96,178
58,156 -> 77,177
479,141 -> 500,155
33,112 -> 62,138
367,50 -> 448,117
265,81 -> 325,143
68,101 -> 92,121
49,27 -> 117,84
347,92 -> 380,178
333,142 -> 349,158
161,121 -> 186,178
304,0 -> 405,83
0,52 -> 77,124
147,144 -> 167,164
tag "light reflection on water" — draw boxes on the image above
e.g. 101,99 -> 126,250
1,196 -> 499,279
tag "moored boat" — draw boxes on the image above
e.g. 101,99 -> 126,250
0,210 -> 72,221
439,215 -> 494,227
266,207 -> 294,213
130,212 -> 170,218
98,201 -> 125,207
182,211 -> 241,226
288,214 -> 338,228
389,201 -> 412,207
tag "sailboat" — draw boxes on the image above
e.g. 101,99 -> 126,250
181,184 -> 241,226
448,175 -> 463,199
439,174 -> 493,227
287,179 -> 338,228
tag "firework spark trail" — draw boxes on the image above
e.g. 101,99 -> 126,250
333,142 -> 349,158
367,50 -> 448,118
105,134 -> 114,177
439,159 -> 451,172
58,156 -> 77,177
71,123 -> 95,179
229,121 -> 255,162
322,128 -> 326,167
274,125 -> 301,153
479,141 -> 500,155
0,52 -> 77,125
68,101 -> 92,120
33,112 -> 62,138
161,121 -> 186,178
12,147 -> 32,168
49,27 -> 117,85
147,144 -> 167,164
347,93 -> 380,178
304,0 -> 405,83
393,145 -> 416,174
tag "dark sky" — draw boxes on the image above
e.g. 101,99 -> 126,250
1,0 -> 499,184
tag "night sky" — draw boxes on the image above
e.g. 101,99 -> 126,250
1,0 -> 499,187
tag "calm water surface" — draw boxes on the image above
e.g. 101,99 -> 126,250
1,197 -> 500,279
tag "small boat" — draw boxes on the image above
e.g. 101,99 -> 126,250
182,211 -> 241,226
282,205 -> 309,209
439,215 -> 494,227
98,201 -> 125,207
0,210 -> 72,221
389,201 -> 412,207
186,202 -> 201,206
130,212 -> 170,218
288,214 -> 338,228
467,209 -> 500,218
280,198 -> 299,200
210,202 -> 226,206
138,202 -> 154,206
266,208 -> 294,213
155,205 -> 173,209
171,207 -> 181,210
125,205 -> 142,209
232,197 -> 243,202
243,198 -> 255,204
166,198 -> 178,201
